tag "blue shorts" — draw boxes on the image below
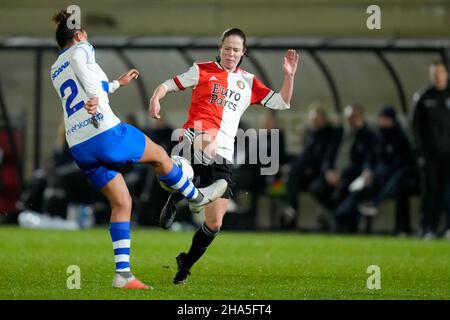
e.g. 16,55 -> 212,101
70,123 -> 146,189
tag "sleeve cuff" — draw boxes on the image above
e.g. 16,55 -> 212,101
109,80 -> 120,94
163,79 -> 180,92
263,92 -> 290,110
173,76 -> 185,90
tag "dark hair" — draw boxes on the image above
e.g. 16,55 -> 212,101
216,28 -> 248,68
378,105 -> 397,120
309,103 -> 329,124
52,9 -> 83,49
430,60 -> 449,72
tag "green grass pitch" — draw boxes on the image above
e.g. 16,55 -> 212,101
0,226 -> 449,300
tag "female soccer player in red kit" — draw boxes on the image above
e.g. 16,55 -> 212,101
149,28 -> 299,284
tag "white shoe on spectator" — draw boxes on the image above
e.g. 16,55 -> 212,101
443,229 -> 450,240
358,203 -> 378,216
349,176 -> 366,192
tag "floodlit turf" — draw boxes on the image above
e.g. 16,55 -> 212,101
0,225 -> 449,300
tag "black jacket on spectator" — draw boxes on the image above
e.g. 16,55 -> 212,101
371,121 -> 419,195
332,121 -> 415,234
299,124 -> 339,174
284,124 -> 339,222
411,84 -> 450,156
323,124 -> 378,173
309,123 -> 378,220
375,122 -> 413,171
411,83 -> 450,234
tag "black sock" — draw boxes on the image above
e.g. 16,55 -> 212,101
184,222 -> 218,269
171,192 -> 187,205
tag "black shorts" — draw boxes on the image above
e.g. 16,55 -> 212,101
178,128 -> 233,199
192,159 -> 233,199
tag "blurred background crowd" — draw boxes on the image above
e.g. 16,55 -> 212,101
1,0 -> 449,238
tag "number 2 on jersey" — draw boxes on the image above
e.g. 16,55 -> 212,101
59,79 -> 85,117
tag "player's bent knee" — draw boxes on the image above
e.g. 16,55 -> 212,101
206,221 -> 222,232
111,194 -> 132,212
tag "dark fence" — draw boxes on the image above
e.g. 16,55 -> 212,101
0,36 -> 449,183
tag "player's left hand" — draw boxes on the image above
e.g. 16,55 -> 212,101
117,68 -> 140,87
283,49 -> 300,77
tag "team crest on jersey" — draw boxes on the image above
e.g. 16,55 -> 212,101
237,80 -> 245,90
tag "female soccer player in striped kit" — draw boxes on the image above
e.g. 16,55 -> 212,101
149,28 -> 299,284
50,10 -> 227,289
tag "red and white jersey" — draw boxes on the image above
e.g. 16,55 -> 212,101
164,61 -> 289,161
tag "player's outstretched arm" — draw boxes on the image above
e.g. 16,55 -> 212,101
85,68 -> 140,114
149,83 -> 169,119
149,64 -> 199,119
108,68 -> 140,94
117,69 -> 140,87
279,49 -> 300,105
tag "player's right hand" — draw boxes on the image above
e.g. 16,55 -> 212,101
149,98 -> 161,119
85,96 -> 98,115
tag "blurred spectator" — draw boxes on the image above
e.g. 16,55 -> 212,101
260,112 -> 289,229
145,113 -> 177,153
231,112 -> 288,230
411,61 -> 450,239
17,123 -> 69,215
349,106 -> 416,235
261,111 -> 289,167
283,104 -> 337,229
0,126 -> 22,219
310,103 -> 377,233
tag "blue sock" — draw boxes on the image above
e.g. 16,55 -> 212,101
109,221 -> 131,273
159,162 -> 200,201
